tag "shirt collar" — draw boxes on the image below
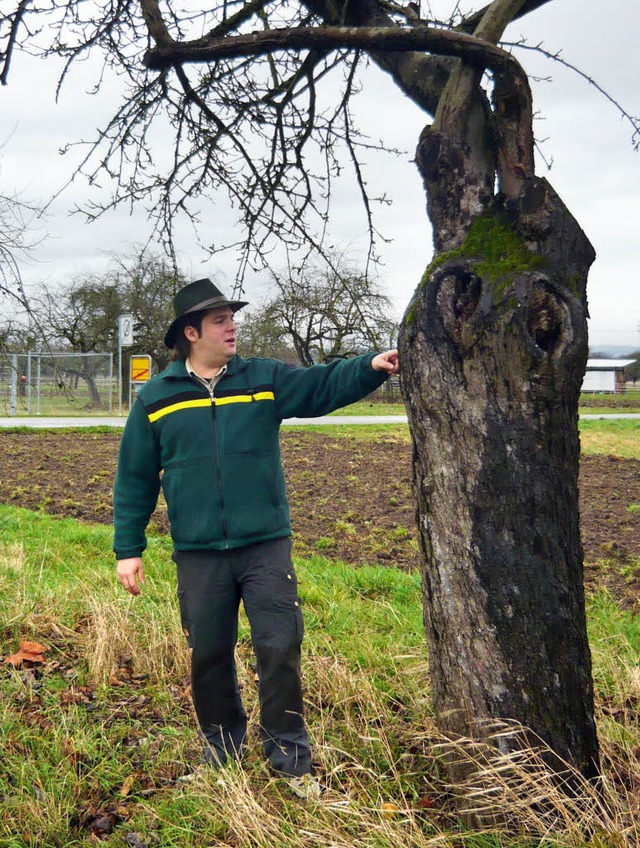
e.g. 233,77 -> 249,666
185,357 -> 227,382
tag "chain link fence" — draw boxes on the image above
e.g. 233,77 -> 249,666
0,351 -> 399,416
374,376 -> 401,403
0,352 -> 114,417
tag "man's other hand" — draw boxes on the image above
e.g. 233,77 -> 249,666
371,350 -> 399,375
117,557 -> 145,595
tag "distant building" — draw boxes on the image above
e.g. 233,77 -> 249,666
582,359 -> 635,393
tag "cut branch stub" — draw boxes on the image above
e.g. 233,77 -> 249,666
504,178 -> 596,302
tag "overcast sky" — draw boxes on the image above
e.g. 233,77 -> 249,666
2,0 -> 639,351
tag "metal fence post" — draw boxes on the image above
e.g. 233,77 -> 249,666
109,352 -> 114,415
26,351 -> 32,414
118,341 -> 122,416
37,355 -> 42,415
9,354 -> 18,416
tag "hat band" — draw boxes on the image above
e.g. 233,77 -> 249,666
181,295 -> 229,316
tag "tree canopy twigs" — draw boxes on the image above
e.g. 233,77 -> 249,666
508,40 -> 640,150
0,0 -> 531,287
0,188 -> 43,305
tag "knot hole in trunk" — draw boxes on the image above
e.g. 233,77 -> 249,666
526,284 -> 569,356
437,265 -> 482,348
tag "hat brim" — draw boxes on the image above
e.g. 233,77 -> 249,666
164,298 -> 248,348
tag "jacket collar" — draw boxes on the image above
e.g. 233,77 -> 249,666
164,355 -> 248,380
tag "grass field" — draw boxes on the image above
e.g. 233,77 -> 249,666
330,396 -> 640,417
4,390 -> 639,420
2,389 -> 117,418
292,417 -> 640,461
579,419 -> 640,459
1,491 -> 639,846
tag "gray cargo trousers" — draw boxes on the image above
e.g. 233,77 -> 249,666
173,537 -> 311,777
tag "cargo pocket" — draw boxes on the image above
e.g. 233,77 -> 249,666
270,593 -> 304,645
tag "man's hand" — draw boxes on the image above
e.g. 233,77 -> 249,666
117,557 -> 145,596
371,349 -> 399,375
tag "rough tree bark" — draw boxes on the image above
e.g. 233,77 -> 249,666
398,1 -> 600,792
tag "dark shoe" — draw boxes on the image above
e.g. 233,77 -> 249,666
201,743 -> 227,767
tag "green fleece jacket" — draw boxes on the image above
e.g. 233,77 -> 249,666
113,353 -> 388,559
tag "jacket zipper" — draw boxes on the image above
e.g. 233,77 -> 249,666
207,380 -> 229,548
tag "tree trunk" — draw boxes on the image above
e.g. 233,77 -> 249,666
82,357 -> 103,408
399,123 -> 600,793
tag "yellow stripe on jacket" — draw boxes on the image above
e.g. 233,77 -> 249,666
148,392 -> 275,422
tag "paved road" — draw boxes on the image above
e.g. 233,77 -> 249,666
0,413 -> 639,428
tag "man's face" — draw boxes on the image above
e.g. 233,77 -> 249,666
185,307 -> 237,365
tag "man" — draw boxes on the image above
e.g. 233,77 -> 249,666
114,278 -> 399,798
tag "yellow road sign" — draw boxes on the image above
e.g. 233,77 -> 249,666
130,355 -> 151,382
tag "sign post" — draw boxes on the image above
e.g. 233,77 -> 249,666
117,313 -> 134,415
129,354 -> 152,408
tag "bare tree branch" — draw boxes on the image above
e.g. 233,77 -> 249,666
139,0 -> 175,47
458,0 -> 552,34
143,23 -> 528,77
0,0 -> 31,86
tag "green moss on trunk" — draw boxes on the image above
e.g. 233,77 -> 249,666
404,212 -> 544,326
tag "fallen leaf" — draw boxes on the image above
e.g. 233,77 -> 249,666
3,640 -> 47,668
20,650 -> 46,664
120,774 -> 136,796
124,833 -> 148,848
21,641 -> 47,654
60,687 -> 93,705
381,802 -> 401,819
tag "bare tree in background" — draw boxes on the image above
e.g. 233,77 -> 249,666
264,262 -> 396,366
107,251 -> 186,371
31,251 -> 185,384
2,0 -> 630,796
33,276 -> 122,406
0,185 -> 41,302
235,307 -> 298,363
